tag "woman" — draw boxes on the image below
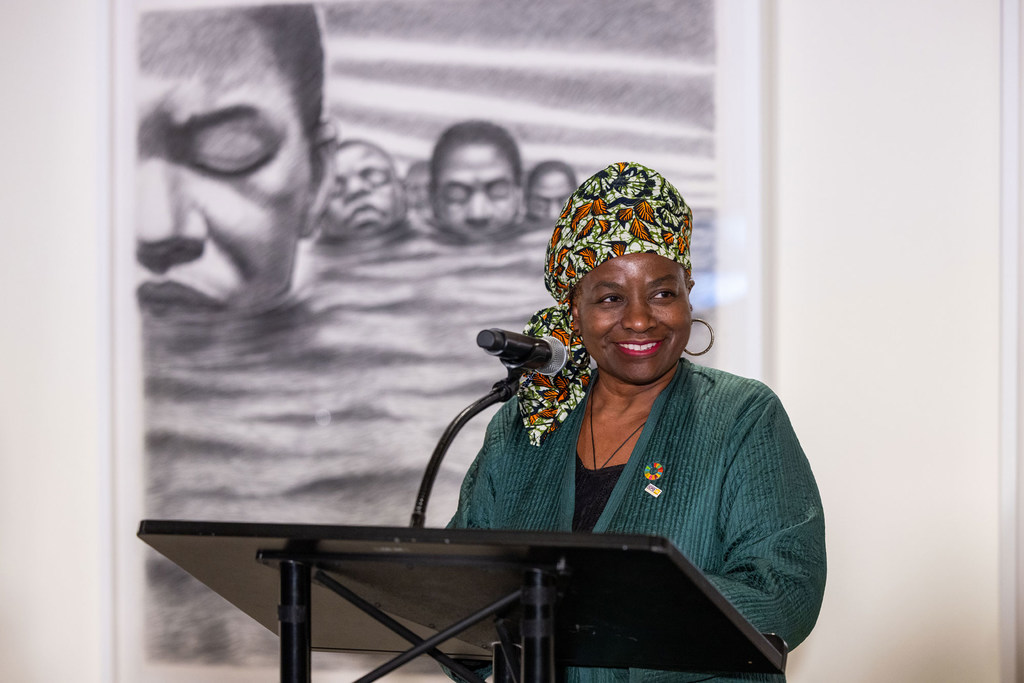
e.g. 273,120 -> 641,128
450,162 -> 825,682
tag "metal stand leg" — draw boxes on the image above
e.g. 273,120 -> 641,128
492,641 -> 520,683
314,569 -> 488,683
279,560 -> 311,683
520,568 -> 555,683
492,617 -> 521,683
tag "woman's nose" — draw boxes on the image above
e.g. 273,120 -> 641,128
621,299 -> 655,331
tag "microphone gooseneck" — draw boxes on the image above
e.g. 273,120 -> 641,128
410,369 -> 520,528
410,327 -> 568,528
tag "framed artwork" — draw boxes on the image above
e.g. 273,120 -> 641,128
111,0 -> 765,679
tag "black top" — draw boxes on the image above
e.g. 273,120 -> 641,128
572,456 -> 626,532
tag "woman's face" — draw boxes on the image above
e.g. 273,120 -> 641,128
570,253 -> 692,388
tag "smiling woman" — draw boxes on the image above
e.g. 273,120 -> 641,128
449,162 -> 826,683
571,253 -> 693,392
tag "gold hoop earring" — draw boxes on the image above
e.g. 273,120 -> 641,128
684,318 -> 714,356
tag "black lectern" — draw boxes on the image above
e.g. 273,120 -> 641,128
138,521 -> 786,682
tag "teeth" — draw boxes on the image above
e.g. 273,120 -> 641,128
621,342 -> 657,351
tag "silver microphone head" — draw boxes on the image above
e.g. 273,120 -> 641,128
537,336 -> 568,376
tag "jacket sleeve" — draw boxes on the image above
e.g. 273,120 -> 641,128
705,394 -> 826,650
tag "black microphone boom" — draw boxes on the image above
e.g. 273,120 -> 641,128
476,328 -> 567,376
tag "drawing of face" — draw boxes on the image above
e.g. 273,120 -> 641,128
320,141 -> 406,242
404,160 -> 431,223
135,9 -> 329,316
432,142 -> 521,241
526,164 -> 576,223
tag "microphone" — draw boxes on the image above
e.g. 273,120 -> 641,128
476,328 -> 568,376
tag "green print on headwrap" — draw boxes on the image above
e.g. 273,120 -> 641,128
518,161 -> 694,446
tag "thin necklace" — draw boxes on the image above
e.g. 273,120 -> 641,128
588,395 -> 646,470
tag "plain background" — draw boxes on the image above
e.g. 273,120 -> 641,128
0,0 -> 1012,681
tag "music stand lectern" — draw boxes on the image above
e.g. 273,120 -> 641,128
138,521 -> 786,682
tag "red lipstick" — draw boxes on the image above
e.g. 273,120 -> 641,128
615,340 -> 663,357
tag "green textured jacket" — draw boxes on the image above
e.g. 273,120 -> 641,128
449,360 -> 826,683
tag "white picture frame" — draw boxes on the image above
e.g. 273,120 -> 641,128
111,1 -> 766,680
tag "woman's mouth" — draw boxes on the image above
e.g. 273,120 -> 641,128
616,340 -> 662,357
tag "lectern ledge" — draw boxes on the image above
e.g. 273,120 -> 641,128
138,520 -> 787,682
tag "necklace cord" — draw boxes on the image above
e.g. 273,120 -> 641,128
588,394 -> 646,469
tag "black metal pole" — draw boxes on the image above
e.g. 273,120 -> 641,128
279,560 -> 311,683
521,569 -> 556,683
492,618 -> 521,683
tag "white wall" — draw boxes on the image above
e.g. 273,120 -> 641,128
0,1 -> 107,682
0,1 -> 1006,681
772,1 -> 1003,681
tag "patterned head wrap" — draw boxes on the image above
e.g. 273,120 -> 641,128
518,162 -> 693,445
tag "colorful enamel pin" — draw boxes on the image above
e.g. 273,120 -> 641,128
644,462 -> 664,481
643,462 -> 664,497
